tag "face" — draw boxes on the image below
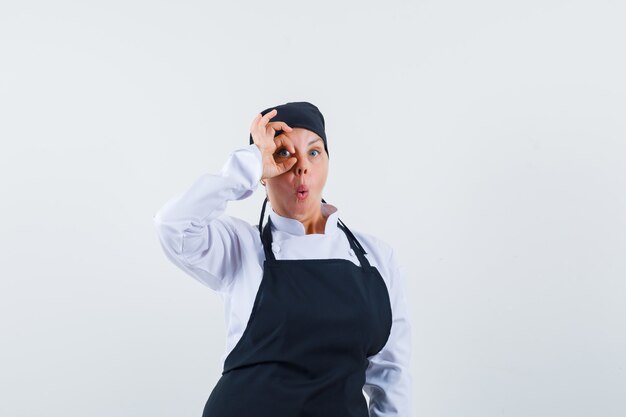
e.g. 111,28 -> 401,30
265,127 -> 329,221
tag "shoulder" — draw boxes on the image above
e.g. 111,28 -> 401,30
348,227 -> 396,270
347,227 -> 408,306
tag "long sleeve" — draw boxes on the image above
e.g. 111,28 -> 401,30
152,144 -> 263,292
363,248 -> 413,416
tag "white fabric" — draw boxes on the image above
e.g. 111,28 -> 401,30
153,144 -> 413,416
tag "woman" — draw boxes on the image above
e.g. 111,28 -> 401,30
153,101 -> 412,416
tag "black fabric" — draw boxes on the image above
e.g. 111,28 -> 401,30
249,101 -> 329,157
257,196 -> 269,237
202,212 -> 392,417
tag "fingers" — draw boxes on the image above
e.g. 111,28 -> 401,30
250,109 -> 292,151
253,109 -> 292,131
268,121 -> 293,133
250,109 -> 277,137
249,113 -> 262,134
260,108 -> 277,125
273,135 -> 295,154
277,157 -> 298,174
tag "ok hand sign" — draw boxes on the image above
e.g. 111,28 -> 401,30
250,109 -> 298,182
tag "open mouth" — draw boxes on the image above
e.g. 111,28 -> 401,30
296,186 -> 309,200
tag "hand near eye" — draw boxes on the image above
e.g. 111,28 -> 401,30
250,109 -> 298,182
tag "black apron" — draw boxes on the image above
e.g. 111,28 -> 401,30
202,199 -> 392,417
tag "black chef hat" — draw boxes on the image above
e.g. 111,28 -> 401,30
249,101 -> 328,157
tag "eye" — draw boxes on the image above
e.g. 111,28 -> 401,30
276,148 -> 291,157
310,149 -> 320,157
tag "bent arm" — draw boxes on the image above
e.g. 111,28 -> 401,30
153,144 -> 263,292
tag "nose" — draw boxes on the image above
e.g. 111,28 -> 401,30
294,157 -> 309,176
295,165 -> 307,176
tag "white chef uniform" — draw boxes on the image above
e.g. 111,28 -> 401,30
153,144 -> 413,417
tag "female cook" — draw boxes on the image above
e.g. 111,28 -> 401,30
153,101 -> 413,416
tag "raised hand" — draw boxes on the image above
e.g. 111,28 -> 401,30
250,109 -> 298,182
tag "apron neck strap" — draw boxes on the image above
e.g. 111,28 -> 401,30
261,215 -> 276,261
258,197 -> 371,268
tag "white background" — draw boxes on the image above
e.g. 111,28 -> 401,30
1,1 -> 625,416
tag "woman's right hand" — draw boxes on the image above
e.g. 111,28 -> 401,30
250,109 -> 298,182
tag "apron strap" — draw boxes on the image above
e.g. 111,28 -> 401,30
258,196 -> 269,237
322,198 -> 371,268
261,214 -> 276,261
258,197 -> 371,268
337,221 -> 371,269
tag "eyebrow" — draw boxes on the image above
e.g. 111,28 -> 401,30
308,137 -> 323,146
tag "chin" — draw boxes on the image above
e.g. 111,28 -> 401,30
289,195 -> 318,212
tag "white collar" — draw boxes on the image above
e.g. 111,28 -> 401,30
268,202 -> 340,236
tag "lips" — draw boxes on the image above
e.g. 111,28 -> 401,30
296,185 -> 309,200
